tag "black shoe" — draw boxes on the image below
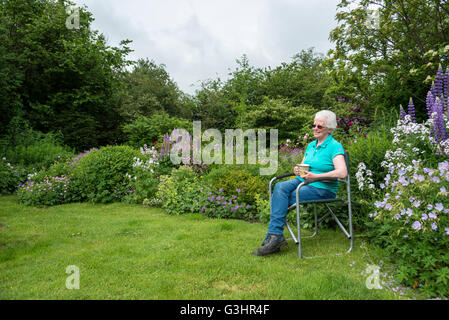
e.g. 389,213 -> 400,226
252,234 -> 287,256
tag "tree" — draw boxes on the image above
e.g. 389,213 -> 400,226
327,0 -> 449,121
193,79 -> 236,131
263,48 -> 333,110
0,0 -> 133,151
117,58 -> 192,121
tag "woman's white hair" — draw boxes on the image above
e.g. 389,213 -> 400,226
315,110 -> 337,131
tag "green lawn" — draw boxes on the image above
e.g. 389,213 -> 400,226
0,195 -> 419,300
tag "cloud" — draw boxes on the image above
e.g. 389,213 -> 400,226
73,0 -> 340,94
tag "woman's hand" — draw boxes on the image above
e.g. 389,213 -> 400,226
303,171 -> 318,180
293,165 -> 301,176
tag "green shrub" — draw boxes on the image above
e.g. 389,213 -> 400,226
204,165 -> 267,202
123,155 -> 159,204
71,145 -> 141,203
155,166 -> 209,215
0,158 -> 28,195
240,98 -> 317,142
123,112 -> 192,149
254,193 -> 270,223
345,127 -> 393,230
216,169 -> 266,204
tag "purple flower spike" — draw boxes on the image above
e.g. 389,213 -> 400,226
399,104 -> 407,120
426,91 -> 435,119
444,67 -> 449,98
434,64 -> 444,99
432,98 -> 448,143
407,98 -> 416,122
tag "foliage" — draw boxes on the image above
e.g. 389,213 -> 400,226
366,157 -> 449,298
359,104 -> 448,298
253,193 -> 271,224
17,175 -> 78,207
155,166 -> 209,215
277,138 -> 306,174
192,78 -> 237,131
122,111 -> 192,149
0,158 -> 28,195
346,127 -> 393,229
122,154 -> 159,204
240,98 -> 316,141
117,58 -> 193,121
71,145 -> 141,203
200,189 -> 253,221
0,118 -> 76,171
0,0 -> 133,150
263,48 -> 334,110
327,0 -> 449,118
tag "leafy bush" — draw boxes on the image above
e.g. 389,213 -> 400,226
254,193 -> 270,223
213,168 -> 266,205
155,166 -> 209,215
0,157 -> 28,195
123,155 -> 159,204
346,127 -> 393,229
123,112 -> 192,149
240,98 -> 317,141
71,145 -> 141,203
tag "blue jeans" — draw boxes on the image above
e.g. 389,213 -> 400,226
266,178 -> 336,240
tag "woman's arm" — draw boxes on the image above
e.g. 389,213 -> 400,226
302,154 -> 348,180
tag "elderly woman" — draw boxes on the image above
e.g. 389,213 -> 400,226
253,110 -> 347,256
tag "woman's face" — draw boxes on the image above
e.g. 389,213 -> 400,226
312,119 -> 332,140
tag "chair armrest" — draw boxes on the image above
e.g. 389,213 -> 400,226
274,173 -> 296,180
300,177 -> 344,185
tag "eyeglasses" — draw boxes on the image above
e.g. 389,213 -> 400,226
311,124 -> 327,130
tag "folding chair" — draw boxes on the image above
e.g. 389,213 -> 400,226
269,151 -> 353,258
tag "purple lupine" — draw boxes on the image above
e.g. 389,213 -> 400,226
432,97 -> 449,143
426,90 -> 435,118
399,104 -> 407,119
407,97 -> 416,122
430,81 -> 437,99
434,64 -> 445,99
444,68 -> 449,116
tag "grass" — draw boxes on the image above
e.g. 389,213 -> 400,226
0,195 -> 421,300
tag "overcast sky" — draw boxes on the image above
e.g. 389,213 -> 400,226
73,0 -> 341,95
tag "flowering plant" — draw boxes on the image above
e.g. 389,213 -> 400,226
155,166 -> 208,215
1,157 -> 28,194
200,188 -> 253,220
17,175 -> 73,206
122,153 -> 159,204
360,66 -> 449,298
366,160 -> 449,298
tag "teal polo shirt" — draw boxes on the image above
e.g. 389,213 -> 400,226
297,134 -> 345,195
